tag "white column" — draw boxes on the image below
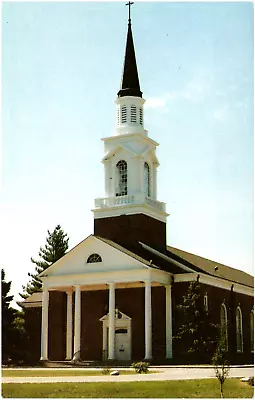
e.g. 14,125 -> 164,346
145,280 -> 152,359
40,287 -> 49,360
66,290 -> 73,360
108,282 -> 115,360
73,285 -> 81,361
165,285 -> 173,359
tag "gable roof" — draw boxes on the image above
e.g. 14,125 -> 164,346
167,245 -> 254,288
96,236 -> 187,275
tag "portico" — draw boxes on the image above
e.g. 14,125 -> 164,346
39,247 -> 173,362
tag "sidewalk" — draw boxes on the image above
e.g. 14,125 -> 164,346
2,366 -> 254,384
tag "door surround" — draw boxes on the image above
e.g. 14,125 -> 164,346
100,309 -> 132,360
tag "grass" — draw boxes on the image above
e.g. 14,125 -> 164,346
2,378 -> 254,398
2,369 -> 139,377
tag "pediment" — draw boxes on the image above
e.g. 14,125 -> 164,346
102,144 -> 136,162
100,310 -> 131,321
39,235 -> 149,278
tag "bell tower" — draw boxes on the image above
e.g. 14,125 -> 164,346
93,4 -> 169,252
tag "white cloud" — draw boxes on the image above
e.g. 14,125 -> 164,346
145,97 -> 167,109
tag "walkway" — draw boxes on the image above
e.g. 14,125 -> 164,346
2,366 -> 254,384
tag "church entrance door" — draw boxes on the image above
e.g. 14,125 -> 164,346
100,310 -> 132,360
115,328 -> 130,360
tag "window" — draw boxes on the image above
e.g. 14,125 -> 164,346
204,293 -> 208,312
116,160 -> 127,196
220,303 -> 228,351
121,106 -> 127,123
115,328 -> 128,334
131,105 -> 136,123
87,254 -> 102,263
251,310 -> 254,352
139,108 -> 143,125
236,306 -> 243,352
144,162 -> 150,197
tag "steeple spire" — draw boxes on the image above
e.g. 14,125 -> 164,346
117,2 -> 142,98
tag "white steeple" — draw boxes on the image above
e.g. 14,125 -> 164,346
93,12 -> 168,224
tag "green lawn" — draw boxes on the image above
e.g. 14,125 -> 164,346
2,379 -> 254,398
2,369 -> 138,377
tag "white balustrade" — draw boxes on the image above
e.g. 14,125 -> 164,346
95,194 -> 166,212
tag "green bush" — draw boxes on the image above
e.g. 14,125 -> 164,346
248,377 -> 254,386
101,366 -> 111,375
131,361 -> 150,374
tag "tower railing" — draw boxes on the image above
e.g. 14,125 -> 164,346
94,194 -> 166,212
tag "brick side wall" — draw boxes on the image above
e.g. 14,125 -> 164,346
25,282 -> 253,364
94,214 -> 166,252
48,291 -> 67,361
172,281 -> 254,364
24,307 -> 42,363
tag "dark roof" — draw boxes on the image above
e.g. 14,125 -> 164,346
117,22 -> 142,98
96,236 -> 186,275
97,236 -> 254,288
167,245 -> 254,288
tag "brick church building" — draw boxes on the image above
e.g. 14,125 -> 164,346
20,8 -> 254,365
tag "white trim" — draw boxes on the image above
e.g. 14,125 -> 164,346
174,273 -> 254,296
40,287 -> 49,361
102,132 -> 159,147
73,286 -> 81,361
66,291 -> 73,360
100,311 -> 132,360
108,283 -> 115,360
250,310 -> 254,353
165,285 -> 172,359
41,268 -> 158,289
93,202 -> 168,223
139,242 -> 196,273
144,280 -> 152,359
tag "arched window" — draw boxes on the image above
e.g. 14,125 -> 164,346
220,303 -> 228,351
236,306 -> 243,352
87,254 -> 102,263
144,162 -> 150,197
121,106 -> 127,123
116,160 -> 127,196
250,310 -> 254,352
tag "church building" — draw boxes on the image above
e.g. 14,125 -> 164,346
21,7 -> 254,365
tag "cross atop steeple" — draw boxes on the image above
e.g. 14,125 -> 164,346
126,1 -> 134,23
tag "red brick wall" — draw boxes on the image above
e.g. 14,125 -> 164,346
26,282 -> 253,364
94,214 -> 166,252
172,281 -> 254,364
24,307 -> 42,363
48,291 -> 67,361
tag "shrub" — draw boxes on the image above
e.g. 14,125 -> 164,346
248,377 -> 254,386
131,361 -> 150,374
101,366 -> 111,375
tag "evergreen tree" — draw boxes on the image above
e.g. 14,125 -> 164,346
173,281 -> 218,363
20,225 -> 69,299
2,269 -> 16,361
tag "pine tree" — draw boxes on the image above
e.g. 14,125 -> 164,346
20,225 -> 69,299
173,281 -> 218,363
2,269 -> 15,361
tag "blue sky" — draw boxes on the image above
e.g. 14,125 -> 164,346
1,1 -> 254,306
